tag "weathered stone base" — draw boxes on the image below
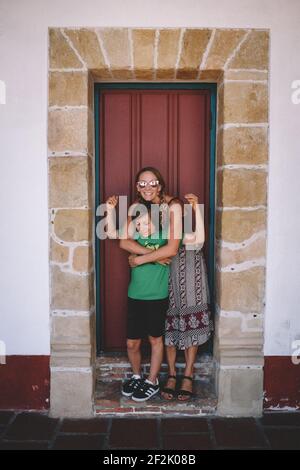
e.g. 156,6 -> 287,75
49,368 -> 94,418
216,366 -> 263,417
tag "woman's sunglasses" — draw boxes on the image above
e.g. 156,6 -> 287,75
136,179 -> 160,189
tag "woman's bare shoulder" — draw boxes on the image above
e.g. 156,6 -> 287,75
164,194 -> 178,204
165,194 -> 184,209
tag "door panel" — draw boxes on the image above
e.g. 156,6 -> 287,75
177,93 -> 210,252
98,89 -> 211,351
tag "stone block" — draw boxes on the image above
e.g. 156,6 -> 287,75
49,71 -> 88,107
216,366 -> 263,417
205,29 -> 246,69
157,29 -> 181,76
216,267 -> 265,312
48,108 -> 88,153
53,209 -> 91,242
217,169 -> 267,207
216,209 -> 266,243
51,315 -> 92,344
51,266 -> 93,310
132,29 -> 155,78
98,28 -> 131,70
177,29 -> 212,79
217,126 -> 268,166
49,157 -> 91,208
50,238 -> 69,263
73,245 -> 93,272
49,29 -> 82,69
50,369 -> 94,417
216,236 -> 266,268
228,30 -> 269,70
218,82 -> 268,124
65,28 -> 107,69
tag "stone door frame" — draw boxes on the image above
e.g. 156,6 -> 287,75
48,27 -> 269,417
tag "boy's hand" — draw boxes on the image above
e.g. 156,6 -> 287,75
106,195 -> 118,211
128,254 -> 140,267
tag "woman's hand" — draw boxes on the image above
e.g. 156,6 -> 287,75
157,257 -> 172,266
128,254 -> 141,267
106,195 -> 118,211
184,193 -> 199,211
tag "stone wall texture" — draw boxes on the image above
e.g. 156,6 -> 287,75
48,27 -> 269,417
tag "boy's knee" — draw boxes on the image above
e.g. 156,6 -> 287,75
127,338 -> 141,352
148,335 -> 163,346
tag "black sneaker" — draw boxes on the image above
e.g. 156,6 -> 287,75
131,379 -> 160,402
121,375 -> 144,397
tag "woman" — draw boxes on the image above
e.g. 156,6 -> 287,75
161,193 -> 214,401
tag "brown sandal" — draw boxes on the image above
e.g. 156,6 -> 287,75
177,376 -> 194,401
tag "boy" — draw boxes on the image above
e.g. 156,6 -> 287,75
122,207 -> 170,401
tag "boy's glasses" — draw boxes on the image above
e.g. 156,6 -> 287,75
136,180 -> 160,189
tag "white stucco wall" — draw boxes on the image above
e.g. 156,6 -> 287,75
0,0 -> 299,356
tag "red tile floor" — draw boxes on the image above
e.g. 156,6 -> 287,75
0,410 -> 300,450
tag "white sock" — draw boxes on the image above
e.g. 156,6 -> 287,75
146,378 -> 158,386
132,374 -> 141,379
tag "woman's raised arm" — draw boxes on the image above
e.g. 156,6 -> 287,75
182,194 -> 205,249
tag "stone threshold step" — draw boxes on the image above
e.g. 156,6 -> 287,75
94,378 -> 217,416
96,353 -> 215,381
94,407 -> 217,417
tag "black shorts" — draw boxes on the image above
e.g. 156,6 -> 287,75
127,297 -> 169,339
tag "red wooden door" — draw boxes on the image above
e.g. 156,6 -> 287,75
98,89 -> 211,351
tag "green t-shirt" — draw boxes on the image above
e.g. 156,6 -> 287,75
128,229 -> 169,300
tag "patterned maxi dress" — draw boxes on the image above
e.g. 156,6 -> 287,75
165,245 -> 214,350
